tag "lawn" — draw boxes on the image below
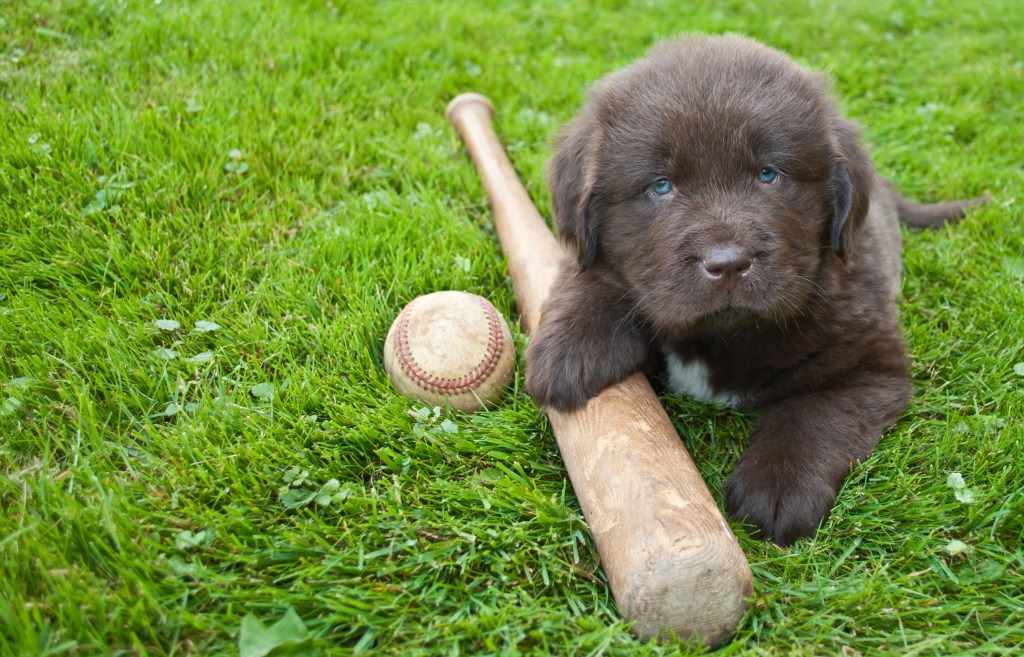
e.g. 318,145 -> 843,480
1,0 -> 1022,655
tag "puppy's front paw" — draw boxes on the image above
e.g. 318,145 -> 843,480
524,269 -> 652,412
525,333 -> 600,412
723,449 -> 839,546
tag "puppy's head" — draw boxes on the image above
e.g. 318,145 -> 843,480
549,36 -> 873,334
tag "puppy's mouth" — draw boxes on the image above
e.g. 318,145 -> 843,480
650,278 -> 781,334
692,301 -> 761,331
648,295 -> 760,335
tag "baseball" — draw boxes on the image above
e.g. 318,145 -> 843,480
383,291 -> 516,413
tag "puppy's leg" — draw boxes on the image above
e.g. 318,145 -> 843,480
526,268 -> 652,412
723,375 -> 911,545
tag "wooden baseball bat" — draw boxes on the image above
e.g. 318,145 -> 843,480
446,93 -> 753,648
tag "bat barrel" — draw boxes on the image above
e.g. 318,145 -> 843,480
447,93 -> 753,648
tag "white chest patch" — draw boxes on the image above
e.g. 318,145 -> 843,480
664,352 -> 741,408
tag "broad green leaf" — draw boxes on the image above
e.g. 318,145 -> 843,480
945,539 -> 972,556
1,397 -> 21,416
175,529 -> 211,550
251,382 -> 275,401
238,608 -> 312,657
189,351 -> 214,363
280,488 -> 315,509
192,320 -> 221,333
955,488 -> 976,504
281,467 -> 309,486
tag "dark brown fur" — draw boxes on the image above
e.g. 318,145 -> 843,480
526,36 -> 984,545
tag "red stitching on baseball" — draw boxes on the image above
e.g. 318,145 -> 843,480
395,295 -> 506,396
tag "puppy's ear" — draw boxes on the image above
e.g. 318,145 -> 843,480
827,120 -> 872,258
549,112 -> 603,270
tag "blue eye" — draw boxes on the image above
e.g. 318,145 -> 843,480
758,166 -> 779,184
651,177 -> 674,196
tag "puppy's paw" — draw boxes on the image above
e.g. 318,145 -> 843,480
525,333 -> 602,412
524,269 -> 652,412
722,451 -> 839,546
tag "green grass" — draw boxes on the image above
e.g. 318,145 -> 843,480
1,1 -> 1022,655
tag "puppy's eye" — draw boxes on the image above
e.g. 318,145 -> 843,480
650,177 -> 674,196
758,166 -> 780,184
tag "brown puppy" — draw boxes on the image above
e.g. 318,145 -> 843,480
526,36 -> 984,545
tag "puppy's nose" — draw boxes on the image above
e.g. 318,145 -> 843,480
702,246 -> 752,288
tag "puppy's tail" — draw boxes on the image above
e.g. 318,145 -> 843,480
897,193 -> 989,228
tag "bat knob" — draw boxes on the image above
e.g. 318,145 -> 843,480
446,93 -> 495,124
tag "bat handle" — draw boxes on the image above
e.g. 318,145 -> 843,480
446,93 -> 564,337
